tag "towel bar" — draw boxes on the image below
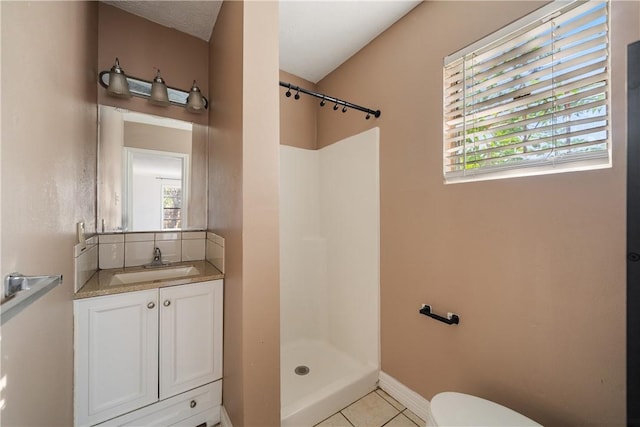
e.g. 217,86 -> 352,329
419,304 -> 460,325
2,273 -> 63,325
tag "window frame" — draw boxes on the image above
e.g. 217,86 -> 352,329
442,0 -> 611,184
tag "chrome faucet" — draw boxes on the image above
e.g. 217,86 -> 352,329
147,247 -> 165,267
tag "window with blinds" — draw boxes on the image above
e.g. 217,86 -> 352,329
443,0 -> 609,182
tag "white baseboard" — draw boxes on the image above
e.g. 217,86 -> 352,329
221,405 -> 233,427
378,371 -> 434,426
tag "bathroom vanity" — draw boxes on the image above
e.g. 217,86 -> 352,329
73,262 -> 224,427
73,103 -> 226,426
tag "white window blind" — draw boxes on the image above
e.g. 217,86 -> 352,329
443,0 -> 610,182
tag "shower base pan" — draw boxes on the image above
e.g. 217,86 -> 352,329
281,339 -> 378,427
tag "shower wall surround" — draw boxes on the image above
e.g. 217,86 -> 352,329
280,127 -> 380,426
281,128 -> 380,352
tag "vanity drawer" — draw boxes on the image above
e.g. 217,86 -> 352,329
169,412 -> 217,427
97,381 -> 221,427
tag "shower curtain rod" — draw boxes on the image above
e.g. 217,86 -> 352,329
279,80 -> 381,120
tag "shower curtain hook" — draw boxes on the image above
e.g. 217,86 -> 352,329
286,84 -> 292,98
320,96 -> 326,107
333,101 -> 339,111
294,88 -> 300,100
365,112 -> 371,120
342,105 -> 347,113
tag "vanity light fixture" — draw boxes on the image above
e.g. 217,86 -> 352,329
106,57 -> 131,98
98,59 -> 208,113
186,81 -> 206,113
149,69 -> 170,106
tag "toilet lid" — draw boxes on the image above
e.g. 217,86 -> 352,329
431,392 -> 542,427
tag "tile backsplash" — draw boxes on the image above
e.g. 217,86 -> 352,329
75,231 -> 216,293
74,236 -> 98,293
206,232 -> 225,273
98,231 -> 208,270
124,240 -> 155,267
182,232 -> 206,261
98,234 -> 124,269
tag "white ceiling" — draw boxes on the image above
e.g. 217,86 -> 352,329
102,0 -> 420,84
103,1 -> 222,41
279,1 -> 420,83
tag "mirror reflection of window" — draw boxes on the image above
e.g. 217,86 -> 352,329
162,184 -> 182,229
125,148 -> 188,231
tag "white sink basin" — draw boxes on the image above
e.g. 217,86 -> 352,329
109,266 -> 200,285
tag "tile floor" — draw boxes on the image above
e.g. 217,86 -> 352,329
313,388 -> 425,427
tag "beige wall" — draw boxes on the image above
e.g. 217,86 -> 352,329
209,1 -> 245,423
315,1 -> 636,426
98,3 -> 209,126
279,70 -> 317,149
209,1 -> 281,425
0,1 -> 98,425
241,2 -> 281,425
124,122 -> 192,154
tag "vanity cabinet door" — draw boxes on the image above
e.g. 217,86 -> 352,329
159,280 -> 223,399
74,289 -> 159,427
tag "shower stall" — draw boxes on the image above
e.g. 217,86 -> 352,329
280,128 -> 380,426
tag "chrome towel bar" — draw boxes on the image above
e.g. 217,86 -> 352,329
2,273 -> 63,325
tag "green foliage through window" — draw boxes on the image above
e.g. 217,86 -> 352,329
162,185 -> 182,229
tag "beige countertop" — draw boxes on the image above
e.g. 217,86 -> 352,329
75,260 -> 224,299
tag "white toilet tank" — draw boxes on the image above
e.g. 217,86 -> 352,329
429,392 -> 542,427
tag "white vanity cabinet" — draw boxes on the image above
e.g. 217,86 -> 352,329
74,280 -> 223,427
74,289 -> 159,425
159,282 -> 222,399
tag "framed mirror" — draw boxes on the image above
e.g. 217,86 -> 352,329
98,105 -> 207,232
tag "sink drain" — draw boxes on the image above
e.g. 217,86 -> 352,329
294,365 -> 310,375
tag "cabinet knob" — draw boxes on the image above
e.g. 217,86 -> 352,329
163,300 -> 171,307
190,400 -> 197,408
147,302 -> 155,309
